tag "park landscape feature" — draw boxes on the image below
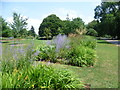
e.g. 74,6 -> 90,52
0,1 -> 120,89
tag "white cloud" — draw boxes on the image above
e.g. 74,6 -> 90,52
27,18 -> 42,34
41,8 -> 80,21
41,8 -> 94,24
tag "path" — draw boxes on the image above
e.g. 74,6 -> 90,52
105,40 -> 120,46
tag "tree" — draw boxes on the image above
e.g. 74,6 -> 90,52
0,16 -> 13,37
28,26 -> 36,37
72,17 -> 86,35
94,2 -> 120,39
44,28 -> 51,39
62,17 -> 86,35
10,12 -> 28,38
39,14 -> 63,38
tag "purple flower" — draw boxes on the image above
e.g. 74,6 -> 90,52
34,50 -> 40,56
49,34 -> 70,52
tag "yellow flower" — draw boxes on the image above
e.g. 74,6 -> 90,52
32,84 -> 34,88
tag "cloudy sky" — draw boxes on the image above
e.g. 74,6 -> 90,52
1,0 -> 101,34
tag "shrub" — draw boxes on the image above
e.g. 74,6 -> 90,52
80,36 -> 97,49
2,64 -> 84,88
86,28 -> 98,37
67,46 -> 96,67
69,35 -> 97,49
34,34 -> 70,63
34,45 -> 57,63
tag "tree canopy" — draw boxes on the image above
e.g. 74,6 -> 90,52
28,26 -> 36,37
0,16 -> 13,37
10,12 -> 28,38
39,14 -> 86,38
94,2 -> 120,39
39,14 -> 63,38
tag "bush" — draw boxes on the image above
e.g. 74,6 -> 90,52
80,36 -> 97,49
86,28 -> 98,37
34,45 -> 57,63
34,34 -> 70,63
67,46 -> 96,67
2,64 -> 84,88
104,34 -> 112,39
35,35 -> 97,67
69,35 -> 97,49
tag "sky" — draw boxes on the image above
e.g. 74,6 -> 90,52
1,0 -> 101,34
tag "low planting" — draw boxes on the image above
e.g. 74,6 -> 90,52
2,64 -> 84,88
34,34 -> 97,67
67,46 -> 96,67
1,43 -> 84,88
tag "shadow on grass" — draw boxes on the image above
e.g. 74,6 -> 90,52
97,41 -> 111,44
0,41 -> 9,43
38,37 -> 52,40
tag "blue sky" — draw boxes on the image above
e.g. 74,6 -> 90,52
1,1 -> 101,34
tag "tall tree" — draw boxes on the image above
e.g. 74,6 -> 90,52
94,2 -> 120,39
39,14 -> 63,38
28,26 -> 36,37
0,16 -> 13,37
10,12 -> 28,38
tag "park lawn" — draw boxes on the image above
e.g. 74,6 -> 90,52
1,39 -> 118,88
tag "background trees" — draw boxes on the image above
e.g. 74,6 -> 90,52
0,16 -> 13,37
94,2 -> 120,39
28,26 -> 36,37
38,14 -> 86,38
39,14 -> 63,38
10,12 -> 28,38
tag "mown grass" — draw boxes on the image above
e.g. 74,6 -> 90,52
1,39 -> 118,88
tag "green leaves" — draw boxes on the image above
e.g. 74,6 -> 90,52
94,2 -> 120,38
10,12 -> 28,38
39,14 -> 63,38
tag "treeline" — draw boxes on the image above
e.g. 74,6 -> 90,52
38,14 -> 86,39
1,2 -> 120,39
0,12 -> 36,39
88,2 -> 120,39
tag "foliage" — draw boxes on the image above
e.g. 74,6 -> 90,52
103,34 -> 112,38
62,17 -> 86,35
94,2 -> 120,39
34,45 -> 57,63
28,26 -> 36,37
0,16 -> 13,37
2,64 -> 84,88
66,36 -> 96,67
35,35 -> 96,67
1,44 -> 34,73
86,28 -> 98,37
10,12 -> 28,38
67,46 -> 96,67
1,41 -> 84,88
35,34 -> 70,63
39,14 -> 63,38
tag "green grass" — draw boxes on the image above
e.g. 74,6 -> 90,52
1,39 -> 118,88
